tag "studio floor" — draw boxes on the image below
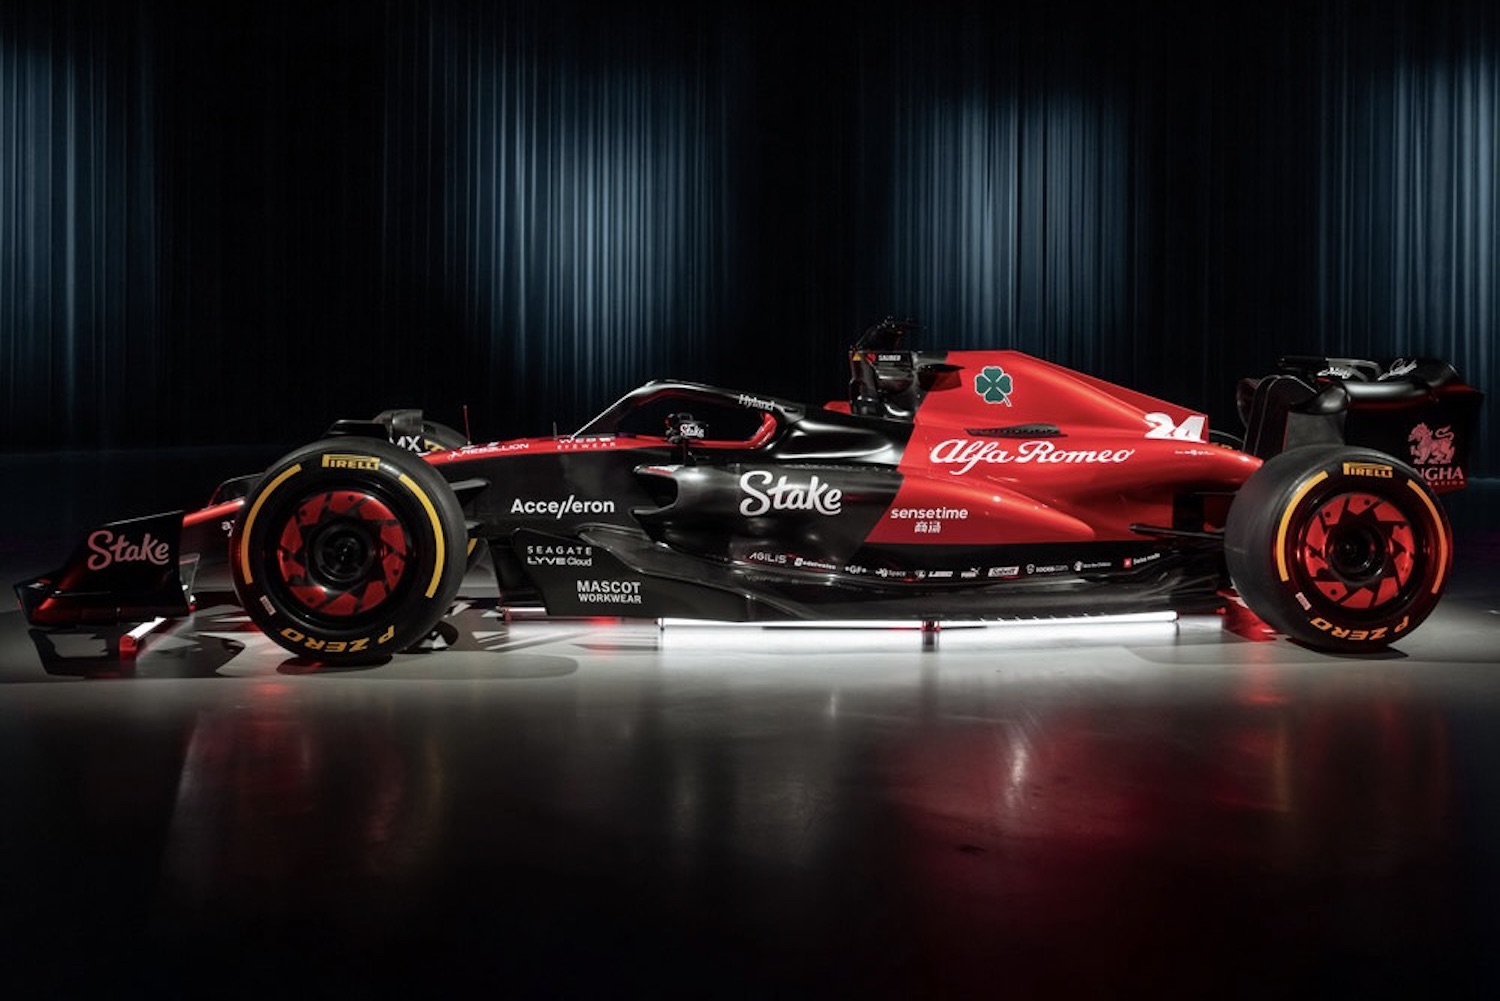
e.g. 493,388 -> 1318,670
2,452 -> 1498,997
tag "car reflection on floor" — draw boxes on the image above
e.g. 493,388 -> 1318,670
1,477 -> 1498,996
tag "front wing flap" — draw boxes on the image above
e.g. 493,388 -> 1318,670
15,511 -> 194,627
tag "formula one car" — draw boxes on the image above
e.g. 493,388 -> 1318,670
15,319 -> 1484,662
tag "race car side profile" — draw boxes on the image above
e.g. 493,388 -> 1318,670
15,319 -> 1484,663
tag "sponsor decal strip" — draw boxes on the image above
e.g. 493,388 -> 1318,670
576,580 -> 643,604
889,506 -> 968,520
280,623 -> 397,655
930,438 -> 1134,475
739,471 -> 842,516
510,495 -> 617,519
321,454 -> 382,471
1308,619 -> 1402,643
525,543 -> 595,567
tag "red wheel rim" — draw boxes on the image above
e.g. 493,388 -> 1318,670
1294,491 -> 1416,611
274,490 -> 412,618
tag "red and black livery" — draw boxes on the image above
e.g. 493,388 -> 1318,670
17,320 -> 1484,662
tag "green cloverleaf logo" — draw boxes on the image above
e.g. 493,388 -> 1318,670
974,366 -> 1014,405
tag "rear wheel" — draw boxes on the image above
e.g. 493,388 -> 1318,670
1225,446 -> 1451,652
230,437 -> 467,664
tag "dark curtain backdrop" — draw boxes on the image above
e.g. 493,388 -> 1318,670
1,0 -> 1496,471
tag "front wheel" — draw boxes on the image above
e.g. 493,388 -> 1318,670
1225,446 -> 1452,653
230,437 -> 468,664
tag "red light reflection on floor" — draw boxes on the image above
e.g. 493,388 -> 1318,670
870,691 -> 1456,993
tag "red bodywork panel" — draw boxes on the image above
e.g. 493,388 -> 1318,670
190,351 -> 1259,557
867,351 -> 1261,545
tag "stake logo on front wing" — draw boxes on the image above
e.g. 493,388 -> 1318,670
930,438 -> 1135,474
86,530 -> 171,571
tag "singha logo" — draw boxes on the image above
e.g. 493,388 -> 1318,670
1408,423 -> 1456,466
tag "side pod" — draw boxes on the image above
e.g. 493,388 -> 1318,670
14,512 -> 193,627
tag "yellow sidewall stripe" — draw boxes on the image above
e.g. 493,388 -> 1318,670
239,463 -> 304,585
1405,479 -> 1450,595
239,460 -> 449,601
1275,471 -> 1328,583
1274,470 -> 1449,597
399,471 -> 447,598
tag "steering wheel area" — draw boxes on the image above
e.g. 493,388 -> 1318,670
573,382 -> 791,452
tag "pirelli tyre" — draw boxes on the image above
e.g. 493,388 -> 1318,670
1225,446 -> 1452,653
230,437 -> 468,664
421,420 -> 468,450
373,409 -> 468,452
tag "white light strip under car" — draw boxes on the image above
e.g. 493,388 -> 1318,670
118,617 -> 167,657
657,611 -> 1180,630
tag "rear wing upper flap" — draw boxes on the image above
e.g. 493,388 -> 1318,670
1236,355 -> 1483,492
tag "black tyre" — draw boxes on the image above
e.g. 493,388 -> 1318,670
230,437 -> 468,664
421,420 -> 468,450
1225,446 -> 1452,652
373,409 -> 468,451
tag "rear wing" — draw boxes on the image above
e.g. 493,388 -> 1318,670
1236,356 -> 1484,493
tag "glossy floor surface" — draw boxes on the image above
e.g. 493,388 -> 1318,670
2,452 -> 1499,997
